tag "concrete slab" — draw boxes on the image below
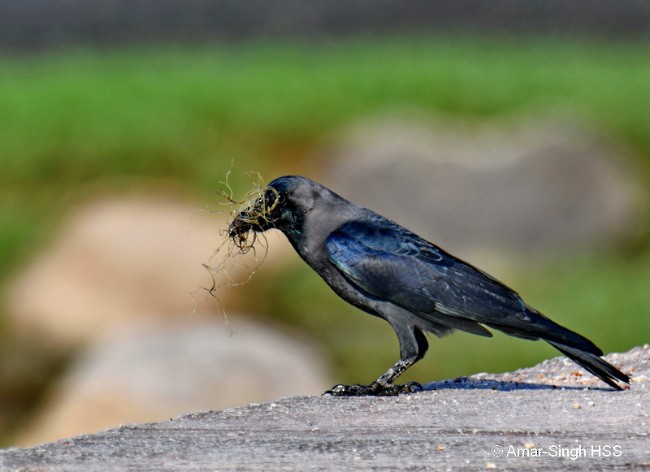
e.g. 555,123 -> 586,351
2,346 -> 648,471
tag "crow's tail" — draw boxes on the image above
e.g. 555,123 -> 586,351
546,340 -> 630,391
487,304 -> 630,390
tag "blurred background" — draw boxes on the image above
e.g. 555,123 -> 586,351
1,0 -> 649,447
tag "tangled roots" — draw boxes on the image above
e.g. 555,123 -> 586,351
200,171 -> 275,301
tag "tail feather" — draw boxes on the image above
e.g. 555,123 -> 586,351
524,305 -> 603,356
547,341 -> 630,391
485,305 -> 604,356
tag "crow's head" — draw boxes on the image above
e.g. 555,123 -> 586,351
228,176 -> 314,248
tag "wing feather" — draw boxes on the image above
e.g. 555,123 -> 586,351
325,220 -> 526,336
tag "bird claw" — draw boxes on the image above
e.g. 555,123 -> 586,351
324,381 -> 423,397
382,381 -> 424,396
324,383 -> 377,396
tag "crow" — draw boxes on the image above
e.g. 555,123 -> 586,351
228,175 -> 629,395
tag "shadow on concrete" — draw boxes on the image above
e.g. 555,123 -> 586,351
422,377 -> 611,392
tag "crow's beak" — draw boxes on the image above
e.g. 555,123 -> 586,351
228,217 -> 252,238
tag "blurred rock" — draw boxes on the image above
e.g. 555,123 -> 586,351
15,317 -> 331,447
4,194 -> 292,346
323,111 -> 644,269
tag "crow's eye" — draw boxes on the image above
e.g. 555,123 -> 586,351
264,188 -> 281,212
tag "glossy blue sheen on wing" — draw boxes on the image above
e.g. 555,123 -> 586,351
325,220 -> 526,321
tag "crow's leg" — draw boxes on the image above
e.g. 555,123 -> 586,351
325,326 -> 428,397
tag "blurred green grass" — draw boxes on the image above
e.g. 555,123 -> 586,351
2,38 -> 650,191
1,36 -> 649,387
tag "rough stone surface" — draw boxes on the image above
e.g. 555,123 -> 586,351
1,345 -> 647,471
14,318 -> 331,448
323,111 -> 644,270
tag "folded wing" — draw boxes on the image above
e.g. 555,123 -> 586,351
325,219 -> 600,352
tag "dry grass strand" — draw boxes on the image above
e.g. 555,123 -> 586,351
197,171 -> 277,332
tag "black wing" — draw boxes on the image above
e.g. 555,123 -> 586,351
325,219 -> 590,346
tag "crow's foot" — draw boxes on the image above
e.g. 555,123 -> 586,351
324,383 -> 377,396
324,381 -> 423,397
